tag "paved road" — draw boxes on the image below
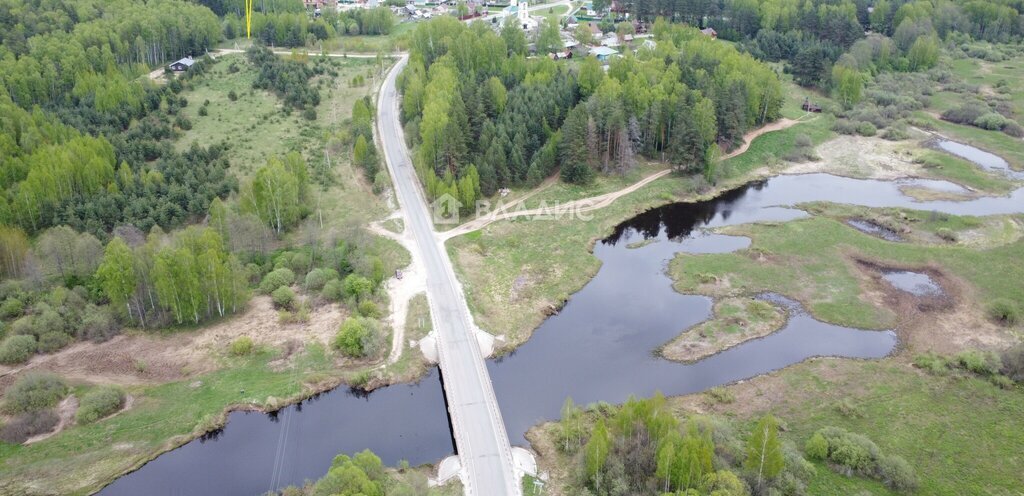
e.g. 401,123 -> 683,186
376,55 -> 519,496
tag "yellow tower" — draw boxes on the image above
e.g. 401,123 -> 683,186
245,0 -> 254,39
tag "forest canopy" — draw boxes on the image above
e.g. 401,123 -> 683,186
399,17 -> 783,200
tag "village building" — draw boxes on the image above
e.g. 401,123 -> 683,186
588,45 -> 618,62
168,56 -> 195,72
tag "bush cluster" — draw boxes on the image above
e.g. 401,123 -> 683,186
229,336 -> 254,356
76,386 -> 126,424
0,410 -> 59,444
2,373 -> 68,415
806,426 -> 918,492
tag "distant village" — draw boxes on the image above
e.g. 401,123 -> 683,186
304,0 -> 718,64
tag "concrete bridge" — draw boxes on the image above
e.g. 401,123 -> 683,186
376,55 -> 524,496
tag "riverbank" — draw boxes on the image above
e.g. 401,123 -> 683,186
447,111 -> 835,348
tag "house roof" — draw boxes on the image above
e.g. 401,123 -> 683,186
589,46 -> 618,56
700,27 -> 717,35
170,56 -> 195,67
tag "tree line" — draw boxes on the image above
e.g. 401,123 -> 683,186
614,0 -> 1022,100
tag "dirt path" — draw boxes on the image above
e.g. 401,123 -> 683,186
721,117 -> 799,159
439,118 -> 803,240
369,217 -> 428,366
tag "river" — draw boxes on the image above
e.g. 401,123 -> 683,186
99,166 -> 1024,495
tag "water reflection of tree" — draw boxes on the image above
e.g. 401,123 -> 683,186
602,181 -> 763,245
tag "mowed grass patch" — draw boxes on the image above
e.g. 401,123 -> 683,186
721,113 -> 834,178
689,358 -> 1024,495
0,346 -> 345,496
670,211 -> 1024,329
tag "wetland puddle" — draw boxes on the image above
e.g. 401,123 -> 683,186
936,139 -> 1024,179
882,270 -> 944,296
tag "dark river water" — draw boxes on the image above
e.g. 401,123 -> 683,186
98,172 -> 1024,495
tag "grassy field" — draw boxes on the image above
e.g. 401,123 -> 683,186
948,53 -> 1024,116
705,359 -> 1024,495
670,207 -> 1024,330
176,53 -> 382,180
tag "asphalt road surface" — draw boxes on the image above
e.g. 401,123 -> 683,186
376,55 -> 519,496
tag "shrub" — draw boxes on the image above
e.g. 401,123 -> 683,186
303,108 -> 317,121
878,455 -> 918,492
705,386 -> 735,404
37,331 -> 72,354
0,410 -> 59,444
321,279 -> 345,301
1000,344 -> 1024,382
174,115 -> 192,130
832,118 -> 860,135
342,274 -> 373,301
954,350 -> 1001,375
228,90 -> 238,101
230,336 -> 254,356
1002,121 -> 1024,138
816,426 -> 880,474
0,298 -> 23,319
304,268 -> 334,291
357,300 -> 381,318
259,268 -> 296,293
76,386 -> 126,424
805,432 -> 828,460
987,299 -> 1020,326
974,112 -> 1008,130
198,106 -> 208,117
332,317 -> 382,358
935,227 -> 958,242
834,397 -> 864,418
912,352 -> 948,375
78,306 -> 120,342
2,373 -> 67,414
271,286 -> 296,309
881,124 -> 910,141
0,335 -> 37,365
942,103 -> 988,125
855,122 -> 877,136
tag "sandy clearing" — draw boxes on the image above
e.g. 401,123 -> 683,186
0,296 -> 344,395
785,134 -> 927,180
